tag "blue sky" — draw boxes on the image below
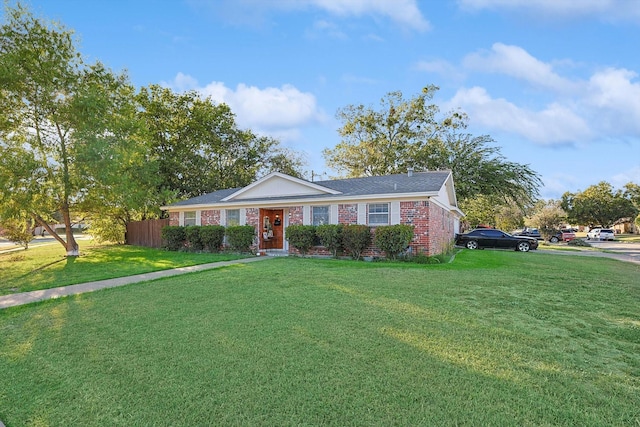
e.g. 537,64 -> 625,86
13,0 -> 640,199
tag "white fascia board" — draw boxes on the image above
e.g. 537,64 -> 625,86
163,192 -> 440,212
444,171 -> 459,207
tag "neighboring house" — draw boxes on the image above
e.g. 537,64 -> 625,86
161,170 -> 464,257
613,218 -> 638,234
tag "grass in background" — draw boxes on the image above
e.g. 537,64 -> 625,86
1,251 -> 638,426
616,233 -> 640,243
0,242 -> 249,295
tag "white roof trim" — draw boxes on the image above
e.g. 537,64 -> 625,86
444,171 -> 459,207
164,191 -> 440,211
221,172 -> 341,202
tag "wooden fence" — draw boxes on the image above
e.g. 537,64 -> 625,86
126,219 -> 169,248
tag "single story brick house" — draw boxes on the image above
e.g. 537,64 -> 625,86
161,170 -> 464,256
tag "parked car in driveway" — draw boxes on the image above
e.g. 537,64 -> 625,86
455,228 -> 539,252
587,228 -> 615,241
512,227 -> 543,240
549,229 -> 576,243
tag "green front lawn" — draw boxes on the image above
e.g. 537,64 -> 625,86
0,242 -> 249,295
1,251 -> 638,426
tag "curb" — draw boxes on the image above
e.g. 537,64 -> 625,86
0,256 -> 272,310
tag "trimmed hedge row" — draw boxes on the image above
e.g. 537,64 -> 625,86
161,225 -> 255,253
286,224 -> 414,260
163,223 -> 416,258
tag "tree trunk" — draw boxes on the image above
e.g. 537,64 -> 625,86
33,207 -> 79,257
61,203 -> 79,256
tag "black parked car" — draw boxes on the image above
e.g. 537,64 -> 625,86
455,228 -> 539,252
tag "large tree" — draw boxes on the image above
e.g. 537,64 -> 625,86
0,4 -> 147,255
137,85 -> 305,201
526,199 -> 568,240
561,182 -> 638,227
323,86 -> 541,206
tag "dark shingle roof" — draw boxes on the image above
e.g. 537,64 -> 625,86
167,171 -> 451,207
315,171 -> 450,196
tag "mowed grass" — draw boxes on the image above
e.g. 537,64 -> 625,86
1,251 -> 639,426
0,242 -> 249,295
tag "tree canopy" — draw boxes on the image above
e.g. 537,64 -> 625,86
526,200 -> 568,240
561,182 -> 638,227
323,86 -> 541,206
137,84 -> 305,201
0,4 -> 149,255
0,4 -> 306,252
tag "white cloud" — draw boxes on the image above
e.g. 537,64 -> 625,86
195,0 -> 430,31
166,72 -> 199,92
463,43 -> 578,93
456,0 -> 640,22
436,44 -> 640,148
163,74 -> 326,138
541,172 -> 583,199
584,68 -> 640,133
306,20 -> 348,39
611,165 -> 640,189
447,86 -> 592,145
310,0 -> 430,31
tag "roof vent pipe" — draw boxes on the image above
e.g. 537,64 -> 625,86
407,167 -> 414,177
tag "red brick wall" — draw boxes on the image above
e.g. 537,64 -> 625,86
400,201 -> 430,254
245,208 -> 259,229
427,203 -> 454,255
245,208 -> 259,251
288,206 -> 303,225
169,211 -> 179,226
302,200 -> 455,257
201,210 -> 220,225
167,199 -> 456,257
338,204 -> 358,224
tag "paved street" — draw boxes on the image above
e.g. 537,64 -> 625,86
581,239 -> 640,263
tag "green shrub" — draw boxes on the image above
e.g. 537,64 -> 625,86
161,226 -> 186,251
316,224 -> 344,257
285,225 -> 317,255
225,225 -> 255,253
87,217 -> 125,244
0,218 -> 34,249
374,224 -> 414,260
568,238 -> 591,247
200,225 -> 225,252
341,224 -> 372,260
184,226 -> 204,251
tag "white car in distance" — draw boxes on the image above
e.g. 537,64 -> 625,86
586,228 -> 615,241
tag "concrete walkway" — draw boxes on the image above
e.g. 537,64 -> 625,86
0,256 -> 272,310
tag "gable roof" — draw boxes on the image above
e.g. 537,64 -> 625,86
162,170 -> 458,210
222,172 -> 341,201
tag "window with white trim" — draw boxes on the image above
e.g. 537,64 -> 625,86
227,209 -> 240,226
368,203 -> 389,225
184,211 -> 197,226
312,206 -> 329,225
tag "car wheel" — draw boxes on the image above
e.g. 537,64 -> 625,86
517,242 -> 531,252
465,240 -> 479,250
549,236 -> 559,243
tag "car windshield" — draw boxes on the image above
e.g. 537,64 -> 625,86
601,229 -> 614,233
